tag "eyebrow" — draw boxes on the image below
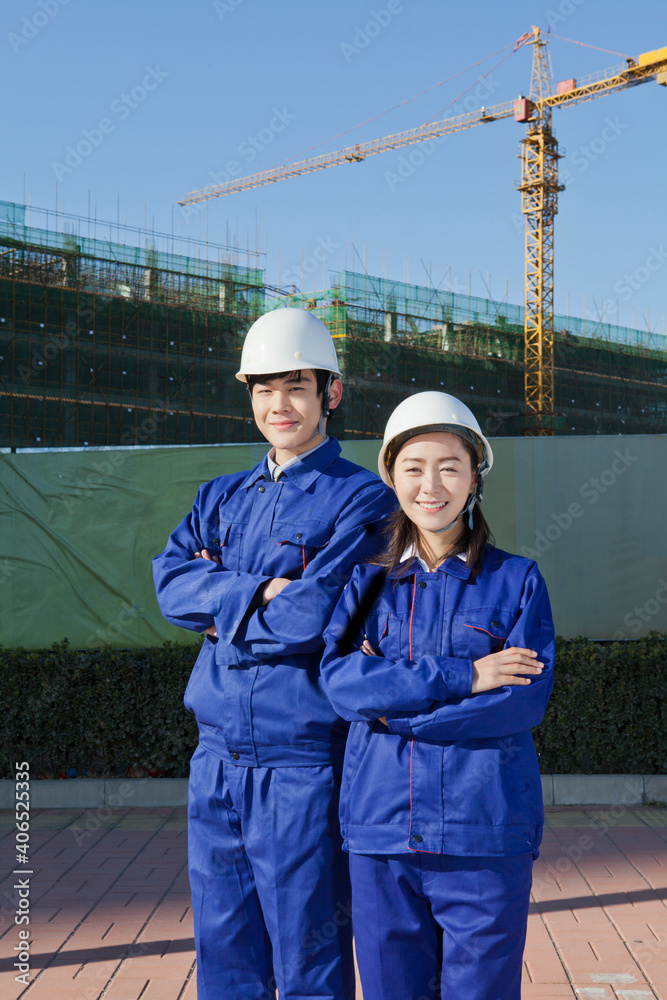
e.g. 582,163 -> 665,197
256,373 -> 311,388
398,455 -> 463,463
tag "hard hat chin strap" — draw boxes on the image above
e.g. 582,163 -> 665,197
306,373 -> 334,444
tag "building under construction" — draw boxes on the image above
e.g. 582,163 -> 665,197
1,201 -> 665,449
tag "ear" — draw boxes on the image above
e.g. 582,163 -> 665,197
328,378 -> 343,411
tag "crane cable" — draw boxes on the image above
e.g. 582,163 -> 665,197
248,31 -> 629,178
274,40 -> 517,167
422,48 -> 517,125
424,32 -> 632,125
548,33 -> 630,59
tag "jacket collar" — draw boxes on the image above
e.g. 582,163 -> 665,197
388,551 -> 472,582
239,437 -> 342,492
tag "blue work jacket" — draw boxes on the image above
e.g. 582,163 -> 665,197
320,547 -> 555,858
152,438 -> 397,767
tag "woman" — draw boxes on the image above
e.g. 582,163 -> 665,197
321,391 -> 555,1000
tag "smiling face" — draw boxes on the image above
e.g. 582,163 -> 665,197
391,432 -> 478,542
250,369 -> 342,461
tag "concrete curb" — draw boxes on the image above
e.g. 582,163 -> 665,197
1,775 -> 667,809
0,778 -> 189,810
539,774 -> 667,806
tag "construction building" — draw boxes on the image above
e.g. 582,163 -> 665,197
1,201 -> 665,449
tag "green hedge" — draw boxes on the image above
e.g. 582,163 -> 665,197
0,640 -> 200,780
1,635 -> 666,779
533,633 -> 667,775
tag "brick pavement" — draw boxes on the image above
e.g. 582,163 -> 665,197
1,805 -> 666,998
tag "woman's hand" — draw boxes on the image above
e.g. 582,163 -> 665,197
472,647 -> 543,693
262,577 -> 291,604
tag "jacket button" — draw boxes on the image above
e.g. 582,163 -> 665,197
258,486 -> 266,493
231,753 -> 240,760
213,538 -> 220,546
295,532 -> 302,539
491,619 -> 501,628
413,834 -> 423,843
418,581 -> 426,589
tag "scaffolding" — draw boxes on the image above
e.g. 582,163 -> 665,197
274,272 -> 667,439
0,202 -> 266,448
1,202 -> 665,449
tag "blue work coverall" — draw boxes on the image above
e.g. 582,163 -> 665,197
152,437 -> 396,1000
320,547 -> 555,1000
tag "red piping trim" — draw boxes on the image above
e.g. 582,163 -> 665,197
463,623 -> 507,641
381,614 -> 389,640
217,525 -> 231,567
408,576 -> 417,660
302,545 -> 306,571
405,575 -> 440,854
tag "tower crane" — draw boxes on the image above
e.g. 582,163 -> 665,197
179,30 -> 667,435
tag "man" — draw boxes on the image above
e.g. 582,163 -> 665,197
153,307 -> 396,1000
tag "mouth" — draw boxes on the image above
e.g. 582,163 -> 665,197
270,421 -> 298,430
415,500 -> 447,510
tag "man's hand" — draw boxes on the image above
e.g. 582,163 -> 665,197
359,640 -> 387,724
262,578 -> 291,604
194,548 -> 221,565
192,550 -> 290,634
472,647 -> 543,694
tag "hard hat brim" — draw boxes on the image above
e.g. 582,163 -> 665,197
235,361 -> 343,383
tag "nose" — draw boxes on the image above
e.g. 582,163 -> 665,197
420,470 -> 443,495
271,391 -> 292,413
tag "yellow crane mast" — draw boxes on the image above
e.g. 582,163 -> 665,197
517,27 -> 563,434
179,35 -> 667,435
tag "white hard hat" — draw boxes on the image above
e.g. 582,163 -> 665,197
378,391 -> 494,487
236,308 -> 342,382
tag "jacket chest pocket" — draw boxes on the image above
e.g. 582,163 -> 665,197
269,519 -> 332,573
451,609 -> 513,659
199,520 -> 239,568
364,611 -> 404,660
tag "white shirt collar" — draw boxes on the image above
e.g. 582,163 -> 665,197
267,436 -> 330,481
400,542 -> 467,573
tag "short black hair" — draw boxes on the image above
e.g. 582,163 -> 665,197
245,369 -> 337,416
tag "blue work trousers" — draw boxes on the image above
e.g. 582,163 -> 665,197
188,745 -> 355,1000
350,851 -> 533,1000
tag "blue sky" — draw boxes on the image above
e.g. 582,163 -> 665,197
2,0 -> 666,332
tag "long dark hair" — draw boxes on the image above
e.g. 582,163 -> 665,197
372,436 -> 494,580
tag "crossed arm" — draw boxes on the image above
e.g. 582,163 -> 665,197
193,548 -> 289,636
321,565 -> 555,738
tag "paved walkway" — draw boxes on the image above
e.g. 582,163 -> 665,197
1,805 -> 666,999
